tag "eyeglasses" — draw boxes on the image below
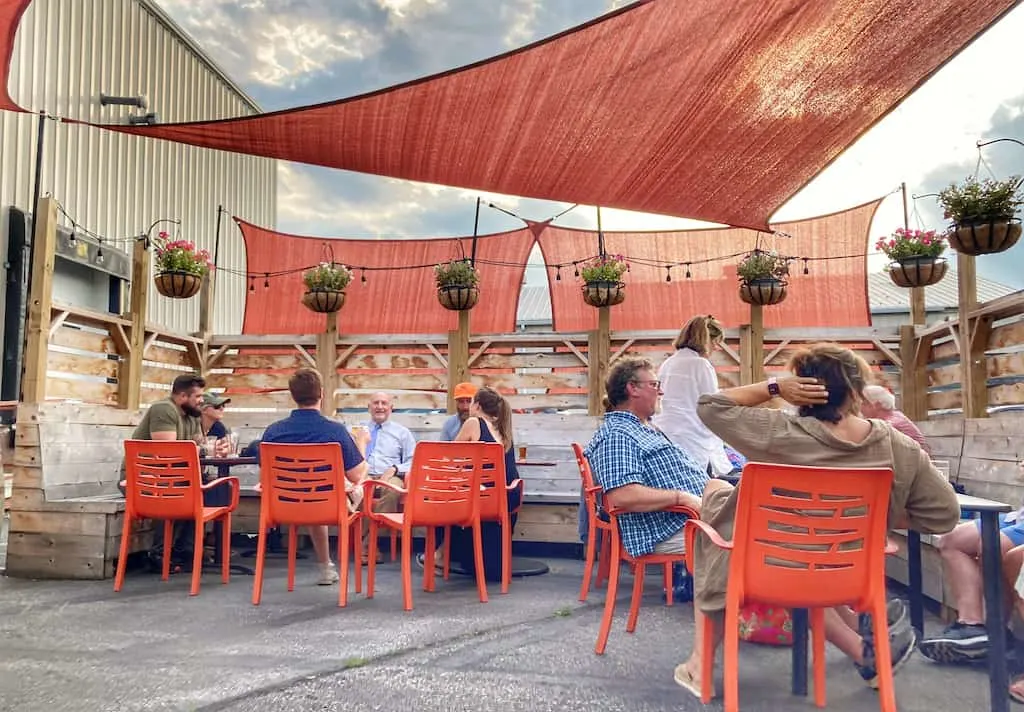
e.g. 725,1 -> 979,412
632,379 -> 662,390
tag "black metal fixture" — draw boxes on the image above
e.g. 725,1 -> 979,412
100,93 -> 147,109
127,112 -> 159,126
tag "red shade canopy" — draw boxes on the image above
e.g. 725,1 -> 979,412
237,220 -> 535,334
1,0 -> 1016,229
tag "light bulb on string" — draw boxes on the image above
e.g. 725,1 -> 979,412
95,240 -> 104,265
68,230 -> 77,247
685,263 -> 692,279
263,273 -> 269,289
573,263 -> 579,278
665,265 -> 672,283
361,269 -> 367,285
803,258 -> 809,275
555,266 -> 562,281
248,277 -> 255,292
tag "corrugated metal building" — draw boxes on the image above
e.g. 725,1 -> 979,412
0,0 -> 274,341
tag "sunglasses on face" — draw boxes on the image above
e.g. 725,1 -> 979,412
632,379 -> 662,390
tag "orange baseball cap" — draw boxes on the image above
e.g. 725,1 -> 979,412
453,382 -> 478,400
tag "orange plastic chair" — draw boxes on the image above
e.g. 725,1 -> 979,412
684,463 -> 897,712
364,441 -> 490,611
253,442 -> 363,607
466,444 -> 523,594
115,440 -> 239,596
572,443 -> 613,601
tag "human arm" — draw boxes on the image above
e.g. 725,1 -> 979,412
604,484 -> 701,512
895,440 -> 960,534
337,427 -> 369,486
440,416 -> 461,442
395,426 -> 417,476
148,403 -> 182,441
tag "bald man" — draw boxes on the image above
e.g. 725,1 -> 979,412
357,392 -> 417,562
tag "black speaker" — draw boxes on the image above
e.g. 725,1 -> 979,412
1,207 -> 29,422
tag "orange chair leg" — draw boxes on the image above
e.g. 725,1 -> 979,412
352,518 -> 363,594
251,518 -> 268,605
442,526 -> 452,580
338,516 -> 350,608
596,529 -> 611,588
161,520 -> 173,581
811,607 -> 826,708
700,613 -> 715,704
872,598 -> 897,712
390,530 -> 398,562
399,526 -> 414,611
626,562 -> 645,633
221,514 -> 231,585
501,514 -> 511,595
113,515 -> 133,592
367,520 -> 378,599
663,562 -> 674,607
287,525 -> 297,592
579,520 -> 597,602
723,603 -> 741,712
189,519 -> 204,596
470,521 -> 489,604
423,527 -> 437,593
595,546 -> 621,655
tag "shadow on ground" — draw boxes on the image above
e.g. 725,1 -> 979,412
0,557 -> 992,711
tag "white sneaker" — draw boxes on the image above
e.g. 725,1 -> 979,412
317,561 -> 339,586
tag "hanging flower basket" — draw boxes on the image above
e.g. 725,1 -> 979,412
938,176 -> 1023,255
437,285 -> 479,311
888,256 -> 948,288
948,218 -> 1022,256
739,278 -> 787,306
154,270 -> 202,299
152,232 -> 211,299
582,280 -> 626,307
302,289 -> 345,313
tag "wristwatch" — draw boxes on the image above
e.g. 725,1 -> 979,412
767,376 -> 780,397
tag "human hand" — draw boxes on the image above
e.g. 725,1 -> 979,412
777,376 -> 829,406
350,425 -> 370,449
214,438 -> 232,457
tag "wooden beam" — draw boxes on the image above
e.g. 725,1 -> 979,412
565,339 -> 591,367
294,344 -> 317,369
467,340 -> 492,368
910,286 -> 926,326
587,307 -> 611,415
749,304 -> 765,382
446,310 -> 471,412
119,238 -> 150,410
718,340 -> 740,365
47,310 -> 70,340
738,324 -> 753,385
426,342 -> 449,369
957,254 -> 981,418
21,196 -> 58,404
316,311 -> 339,416
965,315 -> 993,419
205,345 -> 229,370
871,338 -> 902,369
334,343 -> 358,369
109,324 -> 130,359
899,325 -> 923,420
761,339 -> 791,367
141,332 -> 158,358
196,271 -> 215,336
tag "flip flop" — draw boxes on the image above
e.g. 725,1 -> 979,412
673,662 -> 704,700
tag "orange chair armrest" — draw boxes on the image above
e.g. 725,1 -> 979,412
665,504 -> 700,519
584,485 -> 601,496
684,518 -> 733,550
507,478 -> 525,514
361,477 -> 407,517
202,476 -> 241,511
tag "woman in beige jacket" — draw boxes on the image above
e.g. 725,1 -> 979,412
674,343 -> 961,698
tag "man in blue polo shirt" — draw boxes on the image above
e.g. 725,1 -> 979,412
262,368 -> 368,585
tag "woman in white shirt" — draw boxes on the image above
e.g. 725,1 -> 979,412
653,315 -> 730,475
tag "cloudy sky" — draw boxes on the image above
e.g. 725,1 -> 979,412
155,0 -> 1024,286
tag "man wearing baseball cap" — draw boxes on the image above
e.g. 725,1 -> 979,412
441,382 -> 478,441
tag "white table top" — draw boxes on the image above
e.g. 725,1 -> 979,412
957,492 -> 1013,513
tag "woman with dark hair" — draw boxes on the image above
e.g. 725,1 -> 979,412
673,343 -> 961,699
446,386 -> 522,582
654,315 -> 732,475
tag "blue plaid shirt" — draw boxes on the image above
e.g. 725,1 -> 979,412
584,410 -> 708,557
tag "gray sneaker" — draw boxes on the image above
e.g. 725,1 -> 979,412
918,621 -> 990,664
317,561 -> 339,586
855,608 -> 917,688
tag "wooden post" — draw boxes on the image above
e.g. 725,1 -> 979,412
119,238 -> 150,410
910,288 -> 926,326
446,310 -> 471,413
957,255 -> 988,418
749,304 -> 765,382
20,196 -> 58,404
195,271 -> 215,377
738,324 -> 753,385
316,311 -> 339,416
587,306 -> 611,415
899,324 -> 928,421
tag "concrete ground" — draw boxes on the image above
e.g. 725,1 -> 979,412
0,555 -> 998,712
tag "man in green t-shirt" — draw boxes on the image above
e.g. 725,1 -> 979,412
127,374 -> 207,569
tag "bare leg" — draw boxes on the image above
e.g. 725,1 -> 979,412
825,608 -> 864,662
937,521 -> 986,624
308,525 -> 330,564
835,605 -> 859,631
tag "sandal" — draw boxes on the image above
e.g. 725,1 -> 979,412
1010,675 -> 1024,705
673,662 -> 704,700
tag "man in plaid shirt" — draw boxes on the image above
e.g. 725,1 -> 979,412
584,357 -> 709,557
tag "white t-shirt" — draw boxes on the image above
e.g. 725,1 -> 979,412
652,348 -> 731,474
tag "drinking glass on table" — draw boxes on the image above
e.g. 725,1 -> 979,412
227,432 -> 239,456
205,436 -> 220,458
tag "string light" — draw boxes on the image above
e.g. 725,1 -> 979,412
263,273 -> 269,288
685,263 -> 691,279
665,266 -> 672,282
248,277 -> 255,292
68,230 -> 77,248
95,240 -> 104,265
803,258 -> 809,275
361,269 -> 367,285
555,266 -> 561,281
573,263 -> 579,278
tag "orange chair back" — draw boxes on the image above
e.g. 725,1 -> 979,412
259,442 -> 349,526
477,442 -> 510,520
571,442 -> 596,488
123,440 -> 203,520
403,441 -> 486,528
730,462 -> 893,611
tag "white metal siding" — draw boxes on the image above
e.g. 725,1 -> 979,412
0,0 -> 275,335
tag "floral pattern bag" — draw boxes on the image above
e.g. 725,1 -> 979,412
737,603 -> 793,646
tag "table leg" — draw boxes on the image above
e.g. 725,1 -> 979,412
907,529 -> 925,637
980,511 -> 1009,712
791,608 -> 809,696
